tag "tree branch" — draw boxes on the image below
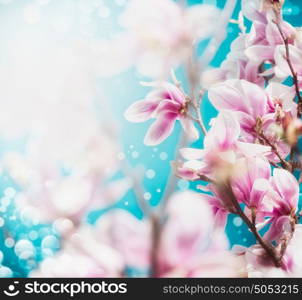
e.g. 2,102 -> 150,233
217,181 -> 281,267
273,15 -> 302,117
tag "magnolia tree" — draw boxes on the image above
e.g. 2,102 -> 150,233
123,0 -> 302,277
2,0 -> 302,278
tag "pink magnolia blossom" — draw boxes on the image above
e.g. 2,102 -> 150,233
242,0 -> 285,23
158,191 -> 214,274
231,157 -> 271,211
163,248 -> 244,278
208,79 -> 296,161
263,168 -> 299,242
201,35 -> 265,88
201,185 -> 236,229
124,81 -> 198,145
231,161 -> 299,242
275,44 -> 302,83
235,225 -> 302,277
202,1 -> 294,88
176,110 -> 269,181
96,210 -> 152,270
241,0 -> 282,23
245,19 -> 295,70
270,168 -> 299,216
208,79 -> 270,137
92,192 -> 241,277
158,191 -> 240,277
241,0 -> 295,80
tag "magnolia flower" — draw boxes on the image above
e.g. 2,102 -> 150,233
208,80 -> 271,139
158,191 -> 240,277
236,225 -> 302,277
271,168 -> 299,216
263,168 -> 299,242
231,157 -> 271,213
91,192 -> 241,278
241,0 -> 267,22
241,0 -> 295,79
201,185 -> 237,229
208,79 -> 296,161
124,82 -> 198,145
203,0 -> 294,88
201,35 -> 265,88
275,44 -> 302,82
96,210 -> 152,271
241,0 -> 284,22
176,111 -> 269,181
158,191 -> 214,274
245,19 -> 295,69
119,0 -> 220,77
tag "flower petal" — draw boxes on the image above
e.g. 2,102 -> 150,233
264,216 -> 291,242
245,45 -> 275,62
236,141 -> 271,157
144,112 -> 178,145
180,148 -> 204,160
275,45 -> 302,78
231,157 -> 271,204
272,168 -> 299,210
208,80 -> 249,113
179,117 -> 199,141
250,178 -> 270,208
240,80 -> 268,117
124,99 -> 161,122
204,111 -> 240,151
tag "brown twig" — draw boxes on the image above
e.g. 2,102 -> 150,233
217,181 -> 281,267
273,15 -> 302,117
150,215 -> 161,277
181,164 -> 292,268
258,131 -> 292,171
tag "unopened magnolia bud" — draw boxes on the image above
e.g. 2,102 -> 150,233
286,119 -> 302,146
295,28 -> 302,48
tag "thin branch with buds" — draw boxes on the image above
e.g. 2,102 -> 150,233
216,180 -> 284,267
195,174 -> 293,268
257,131 -> 292,171
273,11 -> 302,117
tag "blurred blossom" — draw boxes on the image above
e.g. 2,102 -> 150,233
3,121 -> 131,224
158,191 -> 242,277
96,210 -> 152,270
30,226 -> 125,277
118,0 -> 220,77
